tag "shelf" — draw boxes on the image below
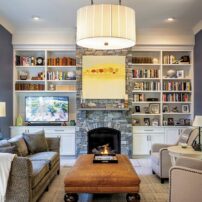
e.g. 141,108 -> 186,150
15,90 -> 77,93
47,65 -> 77,68
162,64 -> 191,66
132,90 -> 161,93
132,101 -> 161,104
163,78 -> 191,80
78,108 -> 129,111
132,78 -> 160,80
128,63 -> 160,66
132,113 -> 160,116
163,113 -> 192,115
16,80 -> 45,82
47,80 -> 76,82
16,66 -> 45,68
163,91 -> 192,93
163,102 -> 192,103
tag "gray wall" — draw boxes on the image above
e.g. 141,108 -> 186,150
194,30 -> 202,115
0,25 -> 13,138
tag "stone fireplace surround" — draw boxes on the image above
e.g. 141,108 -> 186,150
76,47 -> 133,157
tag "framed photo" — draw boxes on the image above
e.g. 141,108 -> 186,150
132,119 -> 140,126
144,118 -> 150,126
152,118 -> 159,126
168,118 -> 174,126
163,120 -> 168,126
163,105 -> 169,113
182,105 -> 189,113
176,70 -> 184,78
135,106 -> 140,113
184,119 -> 191,126
149,103 -> 160,114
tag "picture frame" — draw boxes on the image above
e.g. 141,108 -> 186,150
176,70 -> 184,78
168,118 -> 174,126
144,118 -> 150,126
163,120 -> 168,126
184,119 -> 191,126
149,103 -> 160,114
132,119 -> 140,126
182,104 -> 189,113
163,105 -> 169,113
135,106 -> 140,113
152,118 -> 159,126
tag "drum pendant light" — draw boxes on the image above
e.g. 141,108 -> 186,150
76,0 -> 136,50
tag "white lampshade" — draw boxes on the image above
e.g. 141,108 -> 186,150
76,4 -> 136,50
192,115 -> 202,127
0,102 -> 6,117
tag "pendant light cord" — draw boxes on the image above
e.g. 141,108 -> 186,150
91,0 -> 122,5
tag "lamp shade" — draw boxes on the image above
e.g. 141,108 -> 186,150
76,4 -> 136,50
192,116 -> 202,127
0,102 -> 6,117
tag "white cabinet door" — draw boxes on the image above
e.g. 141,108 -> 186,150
133,135 -> 150,155
150,133 -> 165,145
60,134 -> 75,156
165,128 -> 180,145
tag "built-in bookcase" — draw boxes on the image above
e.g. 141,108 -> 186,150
128,47 -> 193,127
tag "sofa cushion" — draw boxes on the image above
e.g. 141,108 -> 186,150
23,131 -> 48,154
9,136 -> 29,156
178,128 -> 192,144
151,152 -> 160,165
28,151 -> 59,169
0,140 -> 11,147
0,145 -> 16,153
31,160 -> 49,188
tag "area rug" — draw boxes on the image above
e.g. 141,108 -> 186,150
39,159 -> 169,202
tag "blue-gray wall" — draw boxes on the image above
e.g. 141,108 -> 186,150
194,30 -> 202,115
0,25 -> 13,138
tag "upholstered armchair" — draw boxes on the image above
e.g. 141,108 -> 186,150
150,128 -> 198,183
169,157 -> 202,202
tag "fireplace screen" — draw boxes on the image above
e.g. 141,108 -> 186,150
87,127 -> 121,154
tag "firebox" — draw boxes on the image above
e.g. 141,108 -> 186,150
87,127 -> 121,154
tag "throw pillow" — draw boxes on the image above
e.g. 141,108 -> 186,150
23,131 -> 49,154
0,145 -> 17,154
178,128 -> 192,144
9,137 -> 29,156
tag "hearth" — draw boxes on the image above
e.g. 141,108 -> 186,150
87,127 -> 121,154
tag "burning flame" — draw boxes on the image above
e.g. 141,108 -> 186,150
101,144 -> 110,154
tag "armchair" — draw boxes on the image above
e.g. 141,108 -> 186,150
150,128 -> 198,183
169,157 -> 202,202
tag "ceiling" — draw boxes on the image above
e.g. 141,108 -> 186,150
0,0 -> 202,34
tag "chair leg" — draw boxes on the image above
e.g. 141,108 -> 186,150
57,169 -> 60,175
152,170 -> 155,175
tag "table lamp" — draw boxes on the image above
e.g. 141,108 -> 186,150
192,115 -> 202,151
0,102 -> 6,139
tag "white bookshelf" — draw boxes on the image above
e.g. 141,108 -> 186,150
129,47 -> 193,127
13,47 -> 77,125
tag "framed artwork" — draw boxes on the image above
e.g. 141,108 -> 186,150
176,70 -> 184,78
163,105 -> 169,113
144,118 -> 150,126
135,106 -> 140,113
184,119 -> 191,126
168,118 -> 174,126
152,118 -> 159,126
182,105 -> 189,113
82,56 -> 125,99
149,103 -> 160,114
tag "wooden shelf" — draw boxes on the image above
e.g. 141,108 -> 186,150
128,63 -> 160,66
132,101 -> 161,104
132,78 -> 160,80
16,80 -> 45,82
163,78 -> 191,80
163,113 -> 192,115
47,65 -> 77,68
78,108 -> 129,111
163,91 -> 192,93
162,64 -> 191,66
16,65 -> 45,68
132,113 -> 160,116
132,90 -> 161,93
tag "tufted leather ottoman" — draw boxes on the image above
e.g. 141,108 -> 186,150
64,154 -> 141,202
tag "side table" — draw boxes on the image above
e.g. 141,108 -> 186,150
168,145 -> 202,165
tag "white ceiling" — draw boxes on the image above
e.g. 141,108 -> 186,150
0,0 -> 202,34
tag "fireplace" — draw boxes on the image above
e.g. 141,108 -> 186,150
87,127 -> 121,154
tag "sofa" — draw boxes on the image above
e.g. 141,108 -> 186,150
169,157 -> 202,202
150,128 -> 198,183
0,133 -> 60,202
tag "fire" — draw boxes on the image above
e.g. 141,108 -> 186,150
101,144 -> 110,154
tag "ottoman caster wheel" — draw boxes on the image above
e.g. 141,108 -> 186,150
126,193 -> 141,202
64,193 -> 78,202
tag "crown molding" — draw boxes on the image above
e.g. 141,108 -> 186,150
0,17 -> 14,34
193,20 -> 202,35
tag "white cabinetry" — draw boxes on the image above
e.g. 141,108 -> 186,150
133,127 -> 165,155
10,126 -> 76,156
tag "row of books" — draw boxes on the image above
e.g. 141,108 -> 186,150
132,57 -> 153,64
133,94 -> 145,102
47,71 -> 76,80
15,83 -> 45,91
47,57 -> 76,66
163,81 -> 191,91
132,69 -> 160,78
162,93 -> 191,102
134,82 -> 161,91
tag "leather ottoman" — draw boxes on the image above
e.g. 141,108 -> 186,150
64,154 -> 141,202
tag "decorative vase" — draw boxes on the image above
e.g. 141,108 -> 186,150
16,115 -> 23,126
